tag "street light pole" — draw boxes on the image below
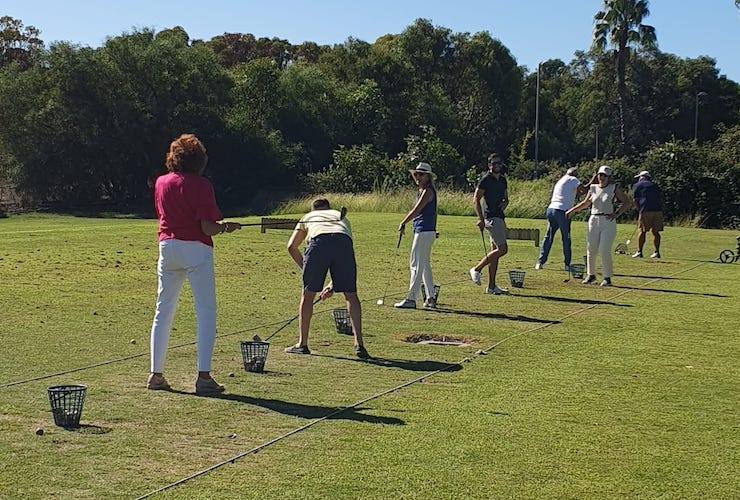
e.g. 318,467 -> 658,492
694,91 -> 707,142
534,62 -> 540,169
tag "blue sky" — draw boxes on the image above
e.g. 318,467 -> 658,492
4,0 -> 740,80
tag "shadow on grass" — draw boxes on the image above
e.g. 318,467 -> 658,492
311,353 -> 463,373
611,285 -> 729,298
67,424 -> 113,434
429,307 -> 560,324
613,273 -> 693,280
165,389 -> 404,425
519,294 -> 632,307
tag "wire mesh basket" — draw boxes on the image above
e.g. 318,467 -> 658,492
421,284 -> 441,302
331,308 -> 353,335
47,385 -> 86,428
508,270 -> 526,288
570,263 -> 586,279
240,341 -> 269,373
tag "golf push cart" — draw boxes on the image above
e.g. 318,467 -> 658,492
718,235 -> 740,264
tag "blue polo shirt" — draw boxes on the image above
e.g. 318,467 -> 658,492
633,179 -> 662,213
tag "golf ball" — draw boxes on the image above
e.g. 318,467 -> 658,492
376,299 -> 384,305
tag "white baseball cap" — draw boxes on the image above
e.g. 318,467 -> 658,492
597,165 -> 612,176
566,167 -> 578,176
634,170 -> 650,178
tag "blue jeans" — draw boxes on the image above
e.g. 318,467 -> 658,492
538,208 -> 572,266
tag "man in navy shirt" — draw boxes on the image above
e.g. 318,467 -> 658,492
632,170 -> 664,258
470,153 -> 509,294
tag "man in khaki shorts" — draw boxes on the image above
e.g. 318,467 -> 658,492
632,170 -> 664,259
470,153 -> 509,294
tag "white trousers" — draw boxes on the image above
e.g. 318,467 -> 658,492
586,216 -> 616,278
406,231 -> 435,302
150,239 -> 217,373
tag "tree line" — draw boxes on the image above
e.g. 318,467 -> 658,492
0,7 -> 738,226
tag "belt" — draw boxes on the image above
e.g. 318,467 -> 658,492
591,213 -> 613,216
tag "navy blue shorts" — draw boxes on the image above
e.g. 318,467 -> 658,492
303,233 -> 357,293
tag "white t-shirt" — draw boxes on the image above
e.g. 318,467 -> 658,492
589,183 -> 616,215
296,209 -> 352,241
548,174 -> 581,211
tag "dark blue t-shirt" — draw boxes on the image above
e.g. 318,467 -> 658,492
477,173 -> 508,219
412,187 -> 437,233
633,179 -> 662,212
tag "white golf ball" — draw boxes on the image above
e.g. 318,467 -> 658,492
376,299 -> 383,305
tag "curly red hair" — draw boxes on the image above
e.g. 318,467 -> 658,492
165,134 -> 208,173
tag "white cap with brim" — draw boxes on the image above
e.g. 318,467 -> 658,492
566,167 -> 578,176
597,165 -> 612,176
635,170 -> 650,178
410,162 -> 436,177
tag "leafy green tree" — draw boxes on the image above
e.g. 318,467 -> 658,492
592,0 -> 657,151
0,15 -> 43,69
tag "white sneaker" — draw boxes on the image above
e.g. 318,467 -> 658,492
631,251 -> 643,258
650,251 -> 661,259
485,285 -> 508,295
394,299 -> 416,309
423,298 -> 437,310
534,262 -> 543,270
469,268 -> 481,286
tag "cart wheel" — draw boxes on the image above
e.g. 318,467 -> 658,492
719,249 -> 735,263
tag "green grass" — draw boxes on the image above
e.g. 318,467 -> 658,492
275,179 -> 554,219
0,212 -> 738,499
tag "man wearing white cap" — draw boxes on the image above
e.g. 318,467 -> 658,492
566,165 -> 630,286
632,170 -> 664,258
535,167 -> 587,270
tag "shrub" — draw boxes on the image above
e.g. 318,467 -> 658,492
306,144 -> 391,192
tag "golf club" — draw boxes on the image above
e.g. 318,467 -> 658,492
615,220 -> 639,254
238,206 -> 348,228
376,231 -> 404,305
263,296 -> 322,342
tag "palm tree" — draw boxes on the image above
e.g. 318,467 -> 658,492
592,0 -> 657,151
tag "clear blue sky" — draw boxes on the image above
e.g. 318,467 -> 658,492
4,0 -> 740,80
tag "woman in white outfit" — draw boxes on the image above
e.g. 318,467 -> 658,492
148,134 -> 241,394
395,162 -> 438,309
566,165 -> 629,286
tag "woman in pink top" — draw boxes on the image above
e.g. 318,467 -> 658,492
148,134 -> 240,395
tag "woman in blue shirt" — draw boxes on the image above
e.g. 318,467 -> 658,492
395,162 -> 438,309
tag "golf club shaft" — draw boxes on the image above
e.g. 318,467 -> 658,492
379,231 -> 404,303
264,296 -> 322,342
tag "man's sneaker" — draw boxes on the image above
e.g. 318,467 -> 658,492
284,344 -> 311,355
631,251 -> 643,258
485,285 -> 508,295
147,373 -> 171,391
195,377 -> 225,396
469,268 -> 482,285
650,251 -> 661,258
355,345 -> 371,359
394,299 -> 416,309
534,261 -> 544,270
582,275 -> 597,285
600,277 -> 612,287
423,298 -> 437,310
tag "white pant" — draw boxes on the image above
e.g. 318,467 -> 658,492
406,231 -> 435,302
150,240 -> 217,373
586,216 -> 616,278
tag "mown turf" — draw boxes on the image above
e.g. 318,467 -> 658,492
0,213 -> 737,499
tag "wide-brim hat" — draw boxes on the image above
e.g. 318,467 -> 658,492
597,165 -> 612,176
409,162 -> 436,178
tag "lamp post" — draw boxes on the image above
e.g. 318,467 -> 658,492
694,91 -> 707,142
534,62 -> 541,169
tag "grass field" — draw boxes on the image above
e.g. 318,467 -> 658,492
0,212 -> 738,499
